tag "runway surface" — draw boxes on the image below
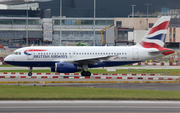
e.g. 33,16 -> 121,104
0,100 -> 180,113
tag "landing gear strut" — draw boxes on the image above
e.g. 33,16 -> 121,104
81,65 -> 91,76
28,67 -> 33,76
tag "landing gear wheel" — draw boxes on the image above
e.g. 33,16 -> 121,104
81,71 -> 86,76
85,71 -> 91,76
28,72 -> 32,76
81,71 -> 91,76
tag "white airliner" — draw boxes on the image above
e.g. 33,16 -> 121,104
4,16 -> 174,76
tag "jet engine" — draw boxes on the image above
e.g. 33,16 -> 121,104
51,63 -> 82,73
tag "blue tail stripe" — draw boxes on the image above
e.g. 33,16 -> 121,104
147,34 -> 166,43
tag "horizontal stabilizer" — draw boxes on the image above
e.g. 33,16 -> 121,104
149,48 -> 174,55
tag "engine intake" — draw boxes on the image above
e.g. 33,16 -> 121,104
52,63 -> 82,73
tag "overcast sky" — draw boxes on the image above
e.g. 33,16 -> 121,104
0,4 -> 7,9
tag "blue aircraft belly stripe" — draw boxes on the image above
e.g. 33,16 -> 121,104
5,61 -> 142,67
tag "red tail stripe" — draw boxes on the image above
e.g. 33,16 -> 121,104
140,41 -> 174,55
139,41 -> 162,48
148,21 -> 169,35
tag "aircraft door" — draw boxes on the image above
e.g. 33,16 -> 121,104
132,48 -> 139,60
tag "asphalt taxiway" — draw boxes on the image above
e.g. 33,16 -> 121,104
0,101 -> 180,113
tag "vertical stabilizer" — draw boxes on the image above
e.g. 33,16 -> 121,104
137,16 -> 171,48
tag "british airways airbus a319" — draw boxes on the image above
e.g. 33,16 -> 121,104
4,16 -> 174,76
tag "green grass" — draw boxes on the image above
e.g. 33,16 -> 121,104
0,69 -> 180,76
0,65 -> 18,67
0,85 -> 180,100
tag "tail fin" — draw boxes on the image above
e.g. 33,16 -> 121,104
137,16 -> 171,48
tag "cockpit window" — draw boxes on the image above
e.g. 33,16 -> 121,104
11,52 -> 21,55
15,52 -> 18,55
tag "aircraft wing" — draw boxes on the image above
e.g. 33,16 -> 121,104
61,55 -> 116,65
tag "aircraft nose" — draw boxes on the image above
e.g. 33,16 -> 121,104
4,56 -> 10,63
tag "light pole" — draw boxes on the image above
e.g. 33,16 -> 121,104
60,0 -> 62,46
131,5 -> 136,18
26,1 -> 29,46
93,0 -> 96,46
145,4 -> 152,30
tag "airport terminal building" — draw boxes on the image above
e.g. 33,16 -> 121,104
0,0 -> 180,49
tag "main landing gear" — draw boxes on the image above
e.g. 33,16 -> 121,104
81,70 -> 91,76
81,65 -> 91,76
28,67 -> 33,76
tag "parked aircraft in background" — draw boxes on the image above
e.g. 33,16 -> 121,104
4,16 -> 174,76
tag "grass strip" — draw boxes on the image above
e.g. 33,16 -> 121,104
0,69 -> 180,75
0,65 -> 18,67
0,85 -> 180,100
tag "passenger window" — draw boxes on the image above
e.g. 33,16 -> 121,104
69,53 -> 71,55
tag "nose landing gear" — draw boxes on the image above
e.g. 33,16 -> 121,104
28,67 -> 33,76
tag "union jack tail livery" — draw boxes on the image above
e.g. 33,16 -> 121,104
138,16 -> 170,48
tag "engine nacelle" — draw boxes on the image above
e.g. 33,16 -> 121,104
54,63 -> 82,73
